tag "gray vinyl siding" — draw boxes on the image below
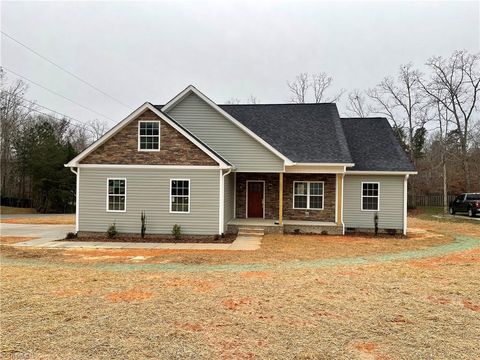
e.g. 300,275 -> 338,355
343,175 -> 404,230
78,167 -> 220,235
223,172 -> 235,229
167,93 -> 284,172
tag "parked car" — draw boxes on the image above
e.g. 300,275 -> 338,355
449,193 -> 480,217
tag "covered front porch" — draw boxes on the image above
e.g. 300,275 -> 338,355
225,170 -> 345,235
227,218 -> 342,235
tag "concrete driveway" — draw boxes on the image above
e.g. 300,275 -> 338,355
0,223 -> 74,246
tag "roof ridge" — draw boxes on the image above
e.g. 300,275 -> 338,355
218,103 -> 337,106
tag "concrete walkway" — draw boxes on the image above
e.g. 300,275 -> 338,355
1,223 -> 262,250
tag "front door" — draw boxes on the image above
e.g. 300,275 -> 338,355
247,181 -> 264,218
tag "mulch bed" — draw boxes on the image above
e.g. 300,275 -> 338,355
63,234 -> 236,244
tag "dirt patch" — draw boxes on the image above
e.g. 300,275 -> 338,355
240,271 -> 269,279
106,288 -> 154,303
1,215 -> 75,225
0,236 -> 35,244
463,299 -> 480,312
354,342 -> 376,353
222,297 -> 252,310
408,248 -> 480,268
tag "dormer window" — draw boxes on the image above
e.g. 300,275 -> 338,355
138,120 -> 160,151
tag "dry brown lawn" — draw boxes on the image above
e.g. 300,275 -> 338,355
1,216 -> 479,359
0,214 -> 75,225
0,236 -> 35,244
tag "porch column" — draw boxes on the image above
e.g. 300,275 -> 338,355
279,173 -> 284,224
336,174 -> 344,225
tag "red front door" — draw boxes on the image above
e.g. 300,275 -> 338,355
247,181 -> 264,218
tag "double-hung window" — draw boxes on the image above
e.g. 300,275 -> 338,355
293,181 -> 324,210
361,182 -> 379,211
170,179 -> 190,213
107,178 -> 126,212
138,121 -> 160,151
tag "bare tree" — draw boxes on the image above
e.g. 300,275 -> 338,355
312,72 -> 344,103
367,63 -> 426,160
419,50 -> 480,191
247,95 -> 258,104
224,97 -> 241,104
0,69 -> 32,199
287,73 -> 310,103
87,118 -> 107,142
346,89 -> 370,117
288,72 -> 343,103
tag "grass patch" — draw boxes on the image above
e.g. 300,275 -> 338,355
1,215 -> 75,225
0,206 -> 36,215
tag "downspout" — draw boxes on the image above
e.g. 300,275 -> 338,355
70,167 -> 79,233
403,174 -> 409,236
219,167 -> 233,235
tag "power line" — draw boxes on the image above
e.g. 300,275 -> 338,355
17,104 -> 96,135
2,66 -> 117,123
3,90 -> 103,131
1,30 -> 132,109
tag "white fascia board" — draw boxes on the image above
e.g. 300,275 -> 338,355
346,171 -> 418,175
77,164 -> 228,170
161,85 -> 293,165
288,162 -> 355,167
65,102 -> 231,169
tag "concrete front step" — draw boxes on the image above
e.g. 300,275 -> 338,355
238,232 -> 264,237
237,227 -> 265,237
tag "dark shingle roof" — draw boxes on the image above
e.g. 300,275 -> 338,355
219,103 -> 353,164
341,117 -> 415,171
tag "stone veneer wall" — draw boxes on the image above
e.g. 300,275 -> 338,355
283,173 -> 336,222
235,172 -> 336,222
235,173 -> 279,219
81,110 -> 217,165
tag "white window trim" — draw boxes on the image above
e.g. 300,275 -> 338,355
361,181 -> 380,212
246,180 -> 266,219
106,178 -> 127,213
169,179 -> 191,214
138,120 -> 161,152
292,181 -> 324,210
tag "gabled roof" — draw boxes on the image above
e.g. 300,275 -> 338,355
219,103 -> 353,164
65,103 -> 231,168
161,85 -> 293,164
341,117 -> 415,172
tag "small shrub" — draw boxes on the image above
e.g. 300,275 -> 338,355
374,213 -> 379,236
172,224 -> 181,241
294,228 -> 300,235
141,211 -> 146,239
321,230 -> 328,235
107,223 -> 118,239
65,232 -> 77,240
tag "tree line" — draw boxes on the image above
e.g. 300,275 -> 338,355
285,50 -> 480,208
0,69 -> 106,212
